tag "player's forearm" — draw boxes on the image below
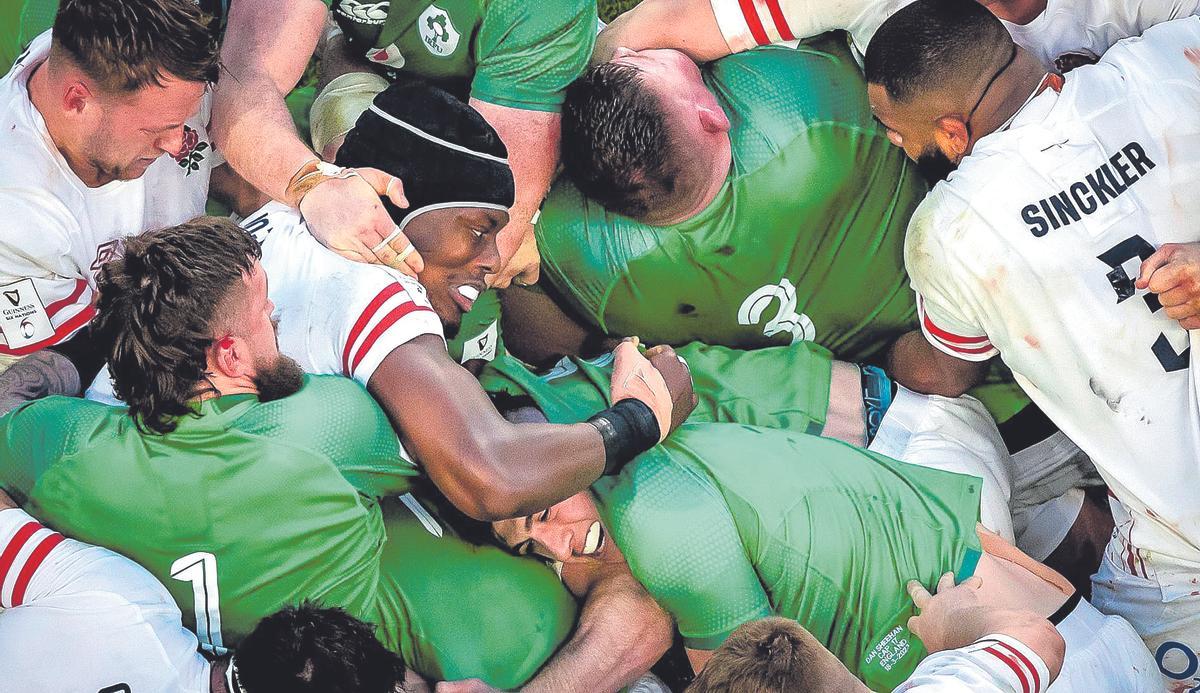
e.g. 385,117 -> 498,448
594,0 -> 731,64
211,0 -> 326,201
887,331 -> 987,398
0,350 -> 81,417
522,571 -> 673,693
211,74 -> 318,203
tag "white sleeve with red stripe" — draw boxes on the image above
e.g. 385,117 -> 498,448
0,508 -> 66,608
338,271 -> 443,386
0,191 -> 95,356
708,0 -> 871,52
893,634 -> 1052,693
917,293 -> 998,362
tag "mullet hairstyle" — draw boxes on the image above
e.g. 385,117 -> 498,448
236,603 -> 407,693
863,0 -> 1010,104
561,61 -> 681,219
52,0 -> 220,92
686,618 -> 827,693
92,217 -> 260,435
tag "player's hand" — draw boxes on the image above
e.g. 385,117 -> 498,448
1137,242 -> 1200,329
610,337 -> 674,442
906,571 -> 985,653
299,168 -> 425,276
645,343 -> 698,433
434,679 -> 503,693
489,218 -> 541,288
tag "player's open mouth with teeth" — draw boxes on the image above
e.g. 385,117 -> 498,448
453,284 -> 480,313
580,520 -> 605,557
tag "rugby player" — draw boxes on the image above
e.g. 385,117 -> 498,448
596,0 -> 1200,71
494,423 -> 1160,691
0,488 -> 428,692
863,1 -> 1200,681
0,215 -> 678,689
0,0 -> 217,382
313,0 -> 599,287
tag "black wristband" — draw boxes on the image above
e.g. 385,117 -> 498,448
587,399 -> 661,475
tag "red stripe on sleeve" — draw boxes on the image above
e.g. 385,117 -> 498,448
763,0 -> 795,40
349,301 -> 434,375
44,278 -> 89,319
0,305 -> 96,356
993,640 -> 1042,692
983,646 -> 1032,693
0,522 -> 40,606
10,532 -> 64,606
921,311 -> 989,346
932,336 -> 996,355
342,283 -> 406,376
736,0 -> 770,45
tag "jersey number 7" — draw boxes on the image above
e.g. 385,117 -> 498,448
1097,235 -> 1190,372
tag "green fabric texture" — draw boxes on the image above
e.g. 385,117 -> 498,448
591,424 -> 984,690
339,0 -> 597,111
0,374 -> 574,687
538,37 -> 926,365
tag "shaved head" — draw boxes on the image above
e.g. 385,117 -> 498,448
864,0 -> 1013,105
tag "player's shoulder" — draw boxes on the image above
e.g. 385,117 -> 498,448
1102,15 -> 1200,76
3,396 -> 126,455
484,0 -> 594,26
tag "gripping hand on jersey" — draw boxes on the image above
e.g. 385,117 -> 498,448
1137,242 -> 1200,329
610,338 -> 696,442
299,168 -> 425,276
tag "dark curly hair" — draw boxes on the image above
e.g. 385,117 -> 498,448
91,217 -> 260,435
236,603 -> 407,693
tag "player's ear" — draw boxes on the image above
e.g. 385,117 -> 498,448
61,78 -> 94,116
208,335 -> 250,379
697,105 -> 730,134
933,116 -> 970,163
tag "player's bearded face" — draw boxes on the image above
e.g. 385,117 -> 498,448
252,353 -> 304,402
915,143 -> 958,184
85,77 -> 207,183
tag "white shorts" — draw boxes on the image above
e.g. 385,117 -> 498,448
1051,595 -> 1160,692
1092,543 -> 1200,689
869,386 -> 1016,543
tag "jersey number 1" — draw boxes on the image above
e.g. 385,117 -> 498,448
171,552 -> 226,655
1097,235 -> 1190,372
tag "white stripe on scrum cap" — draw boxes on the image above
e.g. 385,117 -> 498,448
367,103 -> 509,165
395,201 -> 511,235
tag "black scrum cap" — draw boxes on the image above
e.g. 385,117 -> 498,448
336,81 -> 515,232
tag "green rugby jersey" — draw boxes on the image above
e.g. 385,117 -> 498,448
479,341 -> 833,436
537,37 -> 927,365
591,424 -> 983,690
0,374 -> 573,687
332,0 -> 597,111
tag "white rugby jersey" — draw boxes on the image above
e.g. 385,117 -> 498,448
709,0 -> 1200,69
0,508 -> 210,692
0,31 -> 213,357
907,18 -> 1200,589
893,635 -> 1051,693
241,202 -> 444,386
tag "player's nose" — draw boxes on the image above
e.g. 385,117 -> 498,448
158,125 -> 187,157
533,525 -> 574,563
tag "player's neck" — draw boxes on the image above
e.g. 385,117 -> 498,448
969,49 -> 1049,148
195,370 -> 261,403
26,62 -> 106,188
647,133 -> 732,227
980,0 -> 1048,25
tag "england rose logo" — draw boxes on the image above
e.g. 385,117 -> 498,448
173,125 -> 209,175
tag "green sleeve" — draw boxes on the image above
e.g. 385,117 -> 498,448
240,375 -> 417,498
593,449 -> 771,649
470,0 -> 597,111
0,397 -> 104,505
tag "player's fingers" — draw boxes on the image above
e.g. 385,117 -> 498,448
644,345 -> 668,358
1180,315 -> 1200,330
1164,303 -> 1200,321
936,571 -> 956,594
907,580 -> 932,610
1146,261 -> 1193,296
1155,285 -> 1197,308
355,166 -> 410,208
327,241 -> 377,265
1137,245 -> 1178,289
